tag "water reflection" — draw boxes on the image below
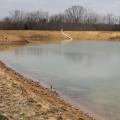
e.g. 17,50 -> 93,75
14,46 -> 86,62
0,41 -> 120,120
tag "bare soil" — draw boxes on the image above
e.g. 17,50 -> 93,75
0,61 -> 94,120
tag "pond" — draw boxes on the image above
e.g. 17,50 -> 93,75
0,41 -> 120,120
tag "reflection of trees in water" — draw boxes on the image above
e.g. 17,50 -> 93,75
14,45 -> 91,63
58,52 -> 86,62
14,45 -> 112,65
14,46 -> 50,56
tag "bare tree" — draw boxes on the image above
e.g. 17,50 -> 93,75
50,14 -> 65,23
104,14 -> 114,24
65,5 -> 86,23
0,5 -> 120,31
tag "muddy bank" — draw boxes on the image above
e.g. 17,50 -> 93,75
65,31 -> 120,41
0,30 -> 65,45
0,61 -> 94,120
0,30 -> 120,45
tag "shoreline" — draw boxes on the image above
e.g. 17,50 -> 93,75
0,60 -> 94,120
0,30 -> 120,45
3,61 -> 105,120
6,61 -> 105,120
0,30 -> 117,119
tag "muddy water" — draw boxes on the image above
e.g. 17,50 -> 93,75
0,41 -> 120,120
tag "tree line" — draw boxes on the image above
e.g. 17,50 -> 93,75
0,5 -> 120,31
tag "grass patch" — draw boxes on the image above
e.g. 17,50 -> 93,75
0,114 -> 8,120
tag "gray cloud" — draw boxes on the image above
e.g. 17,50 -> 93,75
0,0 -> 120,18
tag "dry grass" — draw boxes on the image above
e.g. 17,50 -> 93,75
0,30 -> 65,44
0,30 -> 120,45
0,61 -> 94,120
65,31 -> 120,41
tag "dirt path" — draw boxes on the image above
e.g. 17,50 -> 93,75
61,30 -> 73,44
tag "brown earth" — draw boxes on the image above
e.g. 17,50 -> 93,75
0,30 -> 120,45
0,61 -> 94,120
0,30 -> 65,45
65,31 -> 120,41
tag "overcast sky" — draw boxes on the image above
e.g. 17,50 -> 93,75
0,0 -> 120,18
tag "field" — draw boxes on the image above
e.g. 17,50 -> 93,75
0,30 -> 120,45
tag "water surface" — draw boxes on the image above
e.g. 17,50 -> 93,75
0,41 -> 120,120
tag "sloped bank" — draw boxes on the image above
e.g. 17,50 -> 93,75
0,30 -> 120,45
0,61 -> 94,120
0,30 -> 65,45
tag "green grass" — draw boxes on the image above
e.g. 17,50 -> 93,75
0,114 -> 8,120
